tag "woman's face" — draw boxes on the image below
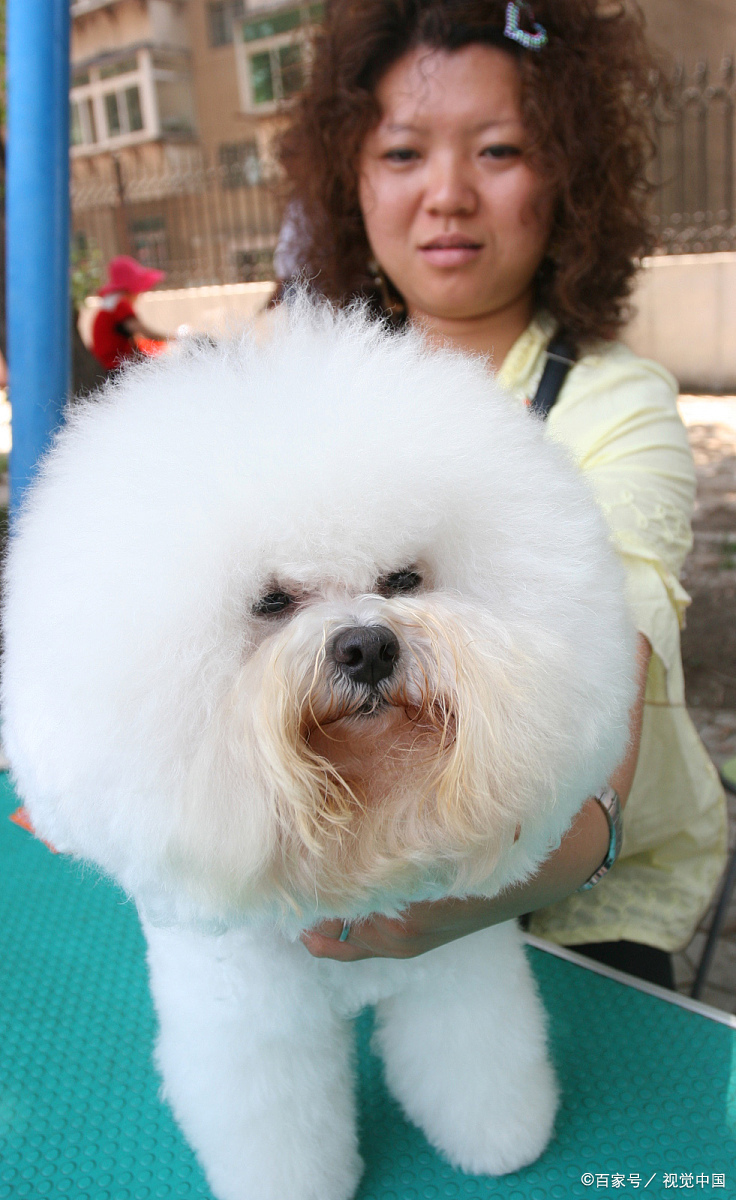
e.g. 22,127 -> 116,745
359,44 -> 555,327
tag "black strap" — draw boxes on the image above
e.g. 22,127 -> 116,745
529,333 -> 577,420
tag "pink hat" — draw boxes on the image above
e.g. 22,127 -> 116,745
98,255 -> 165,296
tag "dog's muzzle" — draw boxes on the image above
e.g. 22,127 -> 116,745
330,624 -> 400,688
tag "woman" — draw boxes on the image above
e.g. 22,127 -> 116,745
279,0 -> 727,987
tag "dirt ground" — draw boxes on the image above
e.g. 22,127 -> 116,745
671,398 -> 736,1009
679,397 -> 736,722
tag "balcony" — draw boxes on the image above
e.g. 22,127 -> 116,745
70,46 -> 196,155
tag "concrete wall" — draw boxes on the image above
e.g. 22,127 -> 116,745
623,254 -> 736,394
149,0 -> 191,48
187,0 -> 250,155
79,280 -> 275,346
72,0 -> 191,60
186,0 -> 285,168
136,280 -> 275,331
638,0 -> 736,69
72,0 -> 156,61
80,257 -> 736,393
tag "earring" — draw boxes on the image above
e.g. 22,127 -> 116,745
368,258 -> 407,323
545,237 -> 563,264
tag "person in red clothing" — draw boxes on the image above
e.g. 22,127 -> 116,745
91,256 -> 170,371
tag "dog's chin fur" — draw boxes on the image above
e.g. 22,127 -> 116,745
169,592 -> 602,926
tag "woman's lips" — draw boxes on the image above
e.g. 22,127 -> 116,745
419,240 -> 483,267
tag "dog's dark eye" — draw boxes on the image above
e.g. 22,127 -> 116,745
253,591 -> 294,616
380,569 -> 422,596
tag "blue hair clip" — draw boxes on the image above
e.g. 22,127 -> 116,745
504,1 -> 548,50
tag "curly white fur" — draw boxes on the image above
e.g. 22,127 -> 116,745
2,299 -> 636,1199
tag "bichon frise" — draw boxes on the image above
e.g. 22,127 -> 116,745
2,300 -> 635,1200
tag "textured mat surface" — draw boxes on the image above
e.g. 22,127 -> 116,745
1,770 -> 735,1200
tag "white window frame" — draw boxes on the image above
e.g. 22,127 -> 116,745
150,50 -> 197,137
235,21 -> 313,115
70,49 -> 192,154
71,54 -> 154,154
70,95 -> 98,147
102,84 -> 145,138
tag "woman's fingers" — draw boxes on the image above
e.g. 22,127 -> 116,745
301,910 -> 444,960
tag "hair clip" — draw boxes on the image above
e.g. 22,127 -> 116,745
504,1 -> 548,50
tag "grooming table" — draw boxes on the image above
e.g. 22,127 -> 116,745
1,770 -> 734,1200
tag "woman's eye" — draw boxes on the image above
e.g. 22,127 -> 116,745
383,147 -> 420,163
380,569 -> 422,595
481,144 -> 522,160
253,591 -> 294,616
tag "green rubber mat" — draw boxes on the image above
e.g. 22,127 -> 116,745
1,769 -> 735,1200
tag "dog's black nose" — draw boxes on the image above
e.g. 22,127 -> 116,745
331,625 -> 400,687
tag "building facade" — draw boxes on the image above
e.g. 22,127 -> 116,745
71,0 -> 196,176
70,0 -> 735,286
70,0 -> 321,285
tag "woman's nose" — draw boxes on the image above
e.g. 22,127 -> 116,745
423,156 -> 478,217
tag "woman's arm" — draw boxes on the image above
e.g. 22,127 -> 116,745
301,632 -> 652,961
117,314 -> 171,343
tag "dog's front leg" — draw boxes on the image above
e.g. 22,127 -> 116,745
142,920 -> 363,1200
374,919 -> 558,1175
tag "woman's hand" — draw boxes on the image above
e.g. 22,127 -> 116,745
302,633 -> 652,963
300,789 -> 609,961
300,896 -> 504,962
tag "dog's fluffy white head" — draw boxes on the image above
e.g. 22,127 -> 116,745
2,300 -> 636,930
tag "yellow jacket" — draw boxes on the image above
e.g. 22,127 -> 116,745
500,314 -> 728,952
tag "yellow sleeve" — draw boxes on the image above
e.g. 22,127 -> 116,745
529,343 -> 728,953
546,343 -> 696,704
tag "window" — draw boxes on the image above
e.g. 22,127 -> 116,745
242,4 -> 323,41
219,141 -> 262,187
278,43 -> 304,97
247,42 -> 304,106
237,5 -> 322,111
104,92 -> 121,137
125,86 -> 143,132
70,102 -> 83,147
156,78 -> 196,135
207,0 -> 245,48
128,216 -> 168,271
249,51 -> 274,105
72,67 -> 90,87
234,247 -> 275,283
103,86 -> 144,138
99,55 -> 138,79
152,50 -> 190,72
70,50 -> 195,150
70,97 -> 98,146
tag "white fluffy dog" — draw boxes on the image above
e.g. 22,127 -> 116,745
2,301 -> 635,1200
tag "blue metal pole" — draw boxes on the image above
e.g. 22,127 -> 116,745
7,0 -> 71,514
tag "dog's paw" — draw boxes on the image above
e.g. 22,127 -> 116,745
203,1142 -> 364,1200
419,1059 -> 559,1176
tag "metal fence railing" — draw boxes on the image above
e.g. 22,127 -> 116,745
71,152 -> 285,289
650,56 -> 735,255
71,57 -> 736,287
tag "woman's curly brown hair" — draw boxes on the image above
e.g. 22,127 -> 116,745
279,0 -> 658,343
